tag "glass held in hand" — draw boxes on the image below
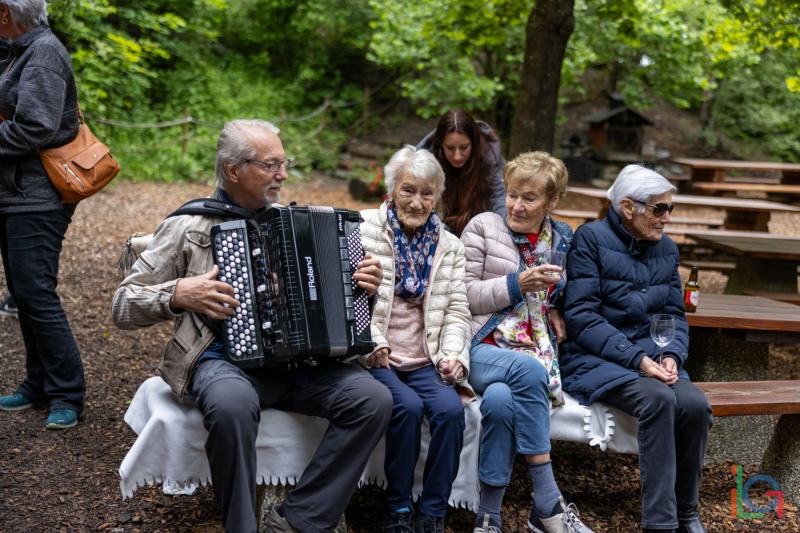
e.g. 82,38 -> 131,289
649,314 -> 676,364
434,335 -> 467,387
541,249 -> 567,281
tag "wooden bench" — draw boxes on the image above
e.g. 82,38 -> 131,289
691,182 -> 800,195
552,209 -> 724,229
696,381 -> 800,416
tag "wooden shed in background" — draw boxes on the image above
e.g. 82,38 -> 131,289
585,93 -> 653,156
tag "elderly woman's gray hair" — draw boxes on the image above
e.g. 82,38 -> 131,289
3,0 -> 48,30
384,145 -> 445,200
215,119 -> 280,189
607,164 -> 676,215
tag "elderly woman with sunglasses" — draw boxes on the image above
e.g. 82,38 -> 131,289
359,145 -> 472,533
559,165 -> 713,533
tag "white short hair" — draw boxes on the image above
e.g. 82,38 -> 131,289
384,145 -> 445,201
607,165 -> 676,215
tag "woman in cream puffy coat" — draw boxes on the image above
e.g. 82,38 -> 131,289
360,145 -> 472,533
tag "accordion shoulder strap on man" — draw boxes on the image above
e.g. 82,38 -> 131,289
116,197 -> 256,276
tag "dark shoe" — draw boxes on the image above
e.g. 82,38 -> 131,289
416,512 -> 445,533
0,293 -> 18,319
0,392 -> 33,411
264,505 -> 300,533
45,409 -> 79,429
643,530 -> 676,533
677,506 -> 707,533
386,508 -> 415,533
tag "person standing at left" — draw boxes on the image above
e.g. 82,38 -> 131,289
0,0 -> 85,429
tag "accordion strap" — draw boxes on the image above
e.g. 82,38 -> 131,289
168,198 -> 256,220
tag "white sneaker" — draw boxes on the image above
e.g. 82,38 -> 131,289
528,497 -> 594,533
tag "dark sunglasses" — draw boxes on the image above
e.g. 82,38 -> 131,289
632,199 -> 675,217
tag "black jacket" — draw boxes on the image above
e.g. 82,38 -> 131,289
0,25 -> 79,210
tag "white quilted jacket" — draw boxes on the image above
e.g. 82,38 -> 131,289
359,204 -> 472,382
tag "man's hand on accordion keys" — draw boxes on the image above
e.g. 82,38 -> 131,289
170,264 -> 240,320
352,254 -> 382,298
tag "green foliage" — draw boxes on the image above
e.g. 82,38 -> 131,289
710,50 -> 800,160
40,0 -> 800,182
368,0 -> 527,117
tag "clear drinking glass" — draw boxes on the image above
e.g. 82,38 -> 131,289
542,249 -> 567,281
649,314 -> 676,363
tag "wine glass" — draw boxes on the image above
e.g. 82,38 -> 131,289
434,334 -> 468,387
542,249 -> 567,280
649,314 -> 676,364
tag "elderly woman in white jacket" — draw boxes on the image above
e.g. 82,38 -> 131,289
360,145 -> 472,533
461,151 -> 593,533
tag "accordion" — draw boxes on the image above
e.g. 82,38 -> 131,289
211,204 -> 375,369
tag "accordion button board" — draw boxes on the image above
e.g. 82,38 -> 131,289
211,205 -> 375,369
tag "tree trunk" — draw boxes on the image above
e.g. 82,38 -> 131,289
509,0 -> 575,157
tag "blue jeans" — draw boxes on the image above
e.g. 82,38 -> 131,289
370,364 -> 465,517
602,377 -> 712,530
469,344 -> 551,486
0,207 -> 85,413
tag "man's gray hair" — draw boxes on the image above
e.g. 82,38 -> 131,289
4,0 -> 48,30
607,164 -> 676,215
384,145 -> 445,201
215,119 -> 280,189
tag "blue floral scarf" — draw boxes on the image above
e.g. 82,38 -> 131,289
387,201 -> 440,303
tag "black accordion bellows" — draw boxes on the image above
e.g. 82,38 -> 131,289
211,204 -> 375,369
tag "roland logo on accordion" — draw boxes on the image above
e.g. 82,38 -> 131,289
211,204 -> 375,369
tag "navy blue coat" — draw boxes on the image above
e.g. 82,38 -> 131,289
559,208 -> 690,405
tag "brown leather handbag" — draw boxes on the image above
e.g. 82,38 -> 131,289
37,105 -> 121,204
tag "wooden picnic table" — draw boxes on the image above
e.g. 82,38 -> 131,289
672,157 -> 800,184
685,232 -> 800,294
686,293 -> 800,342
682,293 -> 800,466
568,185 -> 800,231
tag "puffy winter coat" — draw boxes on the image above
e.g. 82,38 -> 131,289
559,208 -> 690,406
460,212 -> 572,345
359,204 -> 472,382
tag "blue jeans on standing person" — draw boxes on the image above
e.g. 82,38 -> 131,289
601,377 -> 712,530
469,343 -> 551,486
0,207 -> 85,413
370,364 -> 465,518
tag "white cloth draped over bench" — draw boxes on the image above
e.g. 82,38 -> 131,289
119,376 -> 638,512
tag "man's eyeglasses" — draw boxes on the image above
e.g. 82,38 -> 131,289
631,199 -> 674,217
241,157 -> 295,174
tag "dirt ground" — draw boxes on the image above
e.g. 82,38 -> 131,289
0,176 -> 798,532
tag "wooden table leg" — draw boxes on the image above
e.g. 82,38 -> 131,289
724,257 -> 798,294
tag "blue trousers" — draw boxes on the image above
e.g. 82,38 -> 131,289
469,343 -> 551,486
192,359 -> 392,533
370,364 -> 465,517
602,377 -> 712,530
0,207 -> 85,413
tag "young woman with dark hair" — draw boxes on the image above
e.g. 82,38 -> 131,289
417,109 -> 506,236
